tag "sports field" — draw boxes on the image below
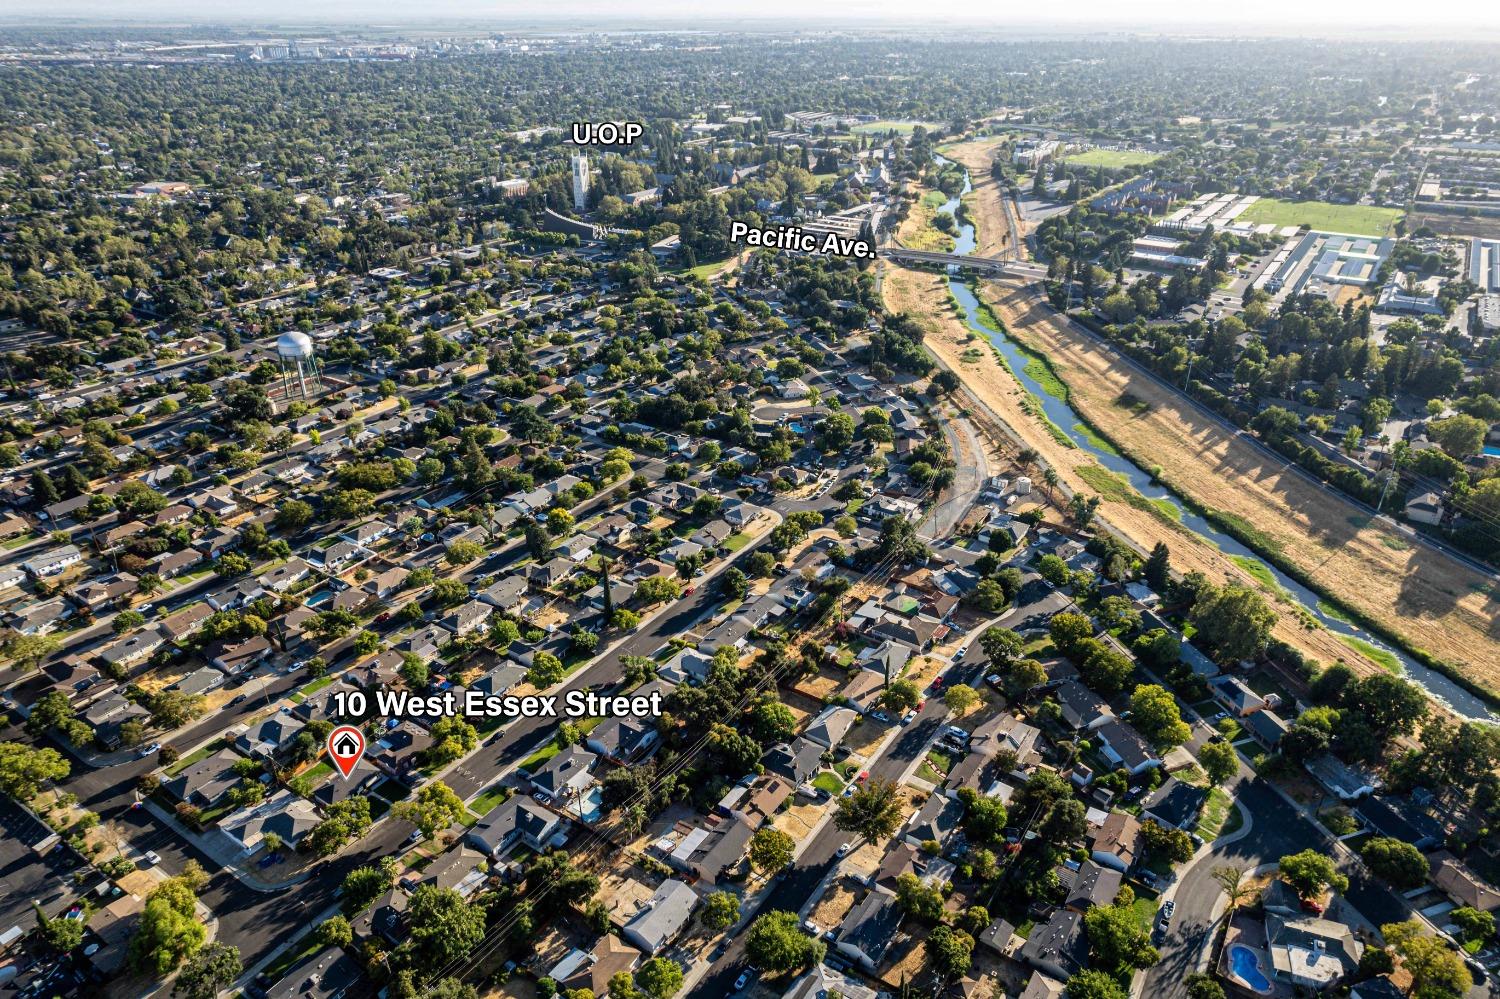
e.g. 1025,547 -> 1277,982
1238,197 -> 1403,236
850,120 -> 939,135
1061,148 -> 1161,169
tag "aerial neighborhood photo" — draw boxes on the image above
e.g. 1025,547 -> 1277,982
2,2 -> 1500,999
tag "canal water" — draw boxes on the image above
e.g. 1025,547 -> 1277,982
929,155 -> 1496,721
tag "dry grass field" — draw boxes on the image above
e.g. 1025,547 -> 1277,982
977,277 -> 1500,698
881,260 -> 1391,681
936,138 -> 1016,259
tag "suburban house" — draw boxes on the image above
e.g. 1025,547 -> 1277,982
834,887 -> 904,973
465,796 -> 567,858
1140,778 -> 1209,831
162,748 -> 244,809
621,878 -> 698,955
1094,718 -> 1161,776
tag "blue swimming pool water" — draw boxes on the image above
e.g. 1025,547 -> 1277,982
1229,945 -> 1272,992
1484,445 -> 1500,457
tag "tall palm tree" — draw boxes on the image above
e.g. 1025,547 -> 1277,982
1042,467 -> 1059,500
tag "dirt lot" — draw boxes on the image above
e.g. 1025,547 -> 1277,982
979,277 -> 1500,698
772,794 -> 827,841
810,873 -> 864,929
880,262 -> 1388,681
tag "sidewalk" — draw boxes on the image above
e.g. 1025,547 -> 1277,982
141,797 -> 316,893
677,690 -> 950,995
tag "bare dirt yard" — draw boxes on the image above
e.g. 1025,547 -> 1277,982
880,262 -> 1391,682
977,277 -> 1500,698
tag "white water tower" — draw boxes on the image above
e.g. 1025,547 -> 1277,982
276,330 -> 321,399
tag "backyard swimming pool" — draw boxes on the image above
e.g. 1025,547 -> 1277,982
1229,945 -> 1273,994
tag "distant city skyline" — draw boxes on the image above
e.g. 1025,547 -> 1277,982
1,0 -> 1498,34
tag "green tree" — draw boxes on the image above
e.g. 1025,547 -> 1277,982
926,925 -> 975,978
943,684 -> 980,717
748,827 -> 795,874
744,911 -> 824,973
1184,974 -> 1226,999
1278,849 -> 1348,898
1428,414 -> 1488,458
1084,902 -> 1160,974
1386,927 -> 1472,997
34,903 -> 85,953
1130,684 -> 1191,749
318,915 -> 353,949
25,689 -> 74,736
878,679 -> 921,713
1360,837 -> 1430,889
1191,583 -> 1275,663
305,796 -> 374,857
172,943 -> 242,999
635,957 -> 684,999
4,633 -> 60,673
1066,970 -> 1128,999
0,742 -> 69,799
979,626 -> 1025,665
341,858 -> 399,913
834,778 -> 903,843
1141,820 -> 1193,865
407,885 -> 486,966
751,699 -> 798,743
445,540 -> 486,565
1450,907 -> 1495,946
527,650 -> 566,688
1198,740 -> 1238,784
702,891 -> 740,932
393,781 -> 466,839
129,874 -> 206,974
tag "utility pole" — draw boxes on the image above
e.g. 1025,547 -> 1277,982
1376,469 -> 1396,514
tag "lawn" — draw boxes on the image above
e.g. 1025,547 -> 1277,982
518,719 -> 604,773
298,675 -> 335,699
262,932 -> 326,983
853,120 -> 939,135
1062,148 -> 1162,170
1195,787 -> 1236,840
163,739 -> 224,777
723,531 -> 754,553
468,783 -> 512,816
917,747 -> 955,784
1127,896 -> 1159,935
1237,197 -> 1403,237
812,772 -> 845,796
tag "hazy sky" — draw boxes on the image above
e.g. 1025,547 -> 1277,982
1,0 -> 1496,33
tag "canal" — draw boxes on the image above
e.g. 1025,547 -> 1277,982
929,154 -> 1496,720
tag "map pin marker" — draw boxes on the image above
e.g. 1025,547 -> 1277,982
327,724 -> 366,779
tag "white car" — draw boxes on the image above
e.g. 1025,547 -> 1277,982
136,743 -> 161,759
734,968 -> 758,991
143,851 -> 162,866
836,842 -> 853,857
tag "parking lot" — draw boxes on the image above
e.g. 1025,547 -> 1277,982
0,795 -> 82,938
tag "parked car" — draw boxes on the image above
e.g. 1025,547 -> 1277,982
1158,901 -> 1175,928
836,842 -> 853,857
137,743 -> 160,759
734,967 -> 758,991
901,710 -> 916,726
